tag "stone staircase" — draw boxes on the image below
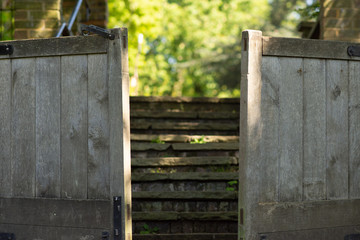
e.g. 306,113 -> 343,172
130,96 -> 239,240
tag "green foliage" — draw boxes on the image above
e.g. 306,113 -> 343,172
190,136 -> 206,144
296,1 -> 320,20
108,0 -> 269,97
140,224 -> 159,234
108,0 -> 304,97
151,137 -> 165,144
226,180 -> 238,191
0,5 -> 13,41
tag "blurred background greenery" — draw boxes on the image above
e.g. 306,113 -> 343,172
108,0 -> 320,97
0,0 -> 319,97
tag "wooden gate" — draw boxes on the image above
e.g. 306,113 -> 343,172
0,28 -> 131,240
240,30 -> 360,240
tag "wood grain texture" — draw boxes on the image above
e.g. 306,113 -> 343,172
349,61 -> 360,199
303,59 -> 326,201
0,197 -> 110,229
256,199 -> 360,233
259,56 -> 280,202
0,59 -> 12,197
108,28 -> 132,239
326,60 -> 349,200
0,35 -> 107,59
61,55 -> 88,199
263,36 -> 360,61
278,57 -> 303,202
11,58 -> 36,197
87,54 -> 110,199
239,30 -> 263,240
35,57 -> 61,198
0,224 -> 109,240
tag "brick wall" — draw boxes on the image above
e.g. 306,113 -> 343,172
14,0 -> 61,39
13,0 -> 107,40
321,0 -> 360,42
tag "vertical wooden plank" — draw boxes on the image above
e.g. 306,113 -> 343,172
239,30 -> 264,240
259,56 -> 280,202
36,57 -> 61,198
0,59 -> 12,197
278,57 -> 303,202
11,58 -> 36,197
61,55 -> 88,199
88,54 -> 110,199
349,61 -> 360,199
303,59 -> 326,201
108,28 -> 132,240
326,60 -> 349,200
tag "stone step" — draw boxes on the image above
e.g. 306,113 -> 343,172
132,211 -> 238,221
130,96 -> 239,113
132,156 -> 238,167
131,96 -> 240,104
131,111 -> 239,119
131,142 -> 239,151
131,134 -> 239,143
130,120 -> 239,131
133,233 -> 237,240
132,172 -> 238,182
132,191 -> 238,200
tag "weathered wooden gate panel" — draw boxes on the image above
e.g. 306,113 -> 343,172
0,29 -> 131,240
240,30 -> 360,240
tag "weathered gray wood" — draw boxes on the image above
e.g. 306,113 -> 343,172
132,172 -> 238,182
0,35 -> 107,59
349,61 -> 360,199
0,197 -> 110,228
131,111 -> 198,119
263,36 -> 360,60
277,57 -> 303,202
258,56 -> 281,203
131,143 -> 171,151
132,211 -> 237,221
303,59 -> 327,201
0,224 -> 109,240
0,59 -> 11,197
131,120 -> 238,131
132,156 -> 238,167
35,57 -> 61,198
172,142 -> 239,151
130,111 -> 239,119
108,28 -> 132,240
239,30 -> 264,240
131,134 -> 239,143
133,233 -> 238,240
61,55 -> 88,199
260,228 -> 325,240
255,199 -> 360,233
326,60 -> 349,200
132,191 -> 238,200
11,58 -> 36,197
132,142 -> 239,151
87,54 -> 110,199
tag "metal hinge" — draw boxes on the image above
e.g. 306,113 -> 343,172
348,46 -> 360,57
0,233 -> 15,240
0,45 -> 13,55
80,24 -> 115,40
113,196 -> 122,240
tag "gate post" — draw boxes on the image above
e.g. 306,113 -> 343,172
239,30 -> 263,240
108,28 -> 132,240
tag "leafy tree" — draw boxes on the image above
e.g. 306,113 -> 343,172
108,0 -> 304,97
